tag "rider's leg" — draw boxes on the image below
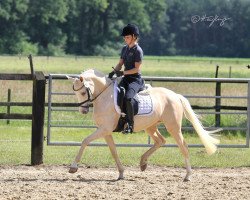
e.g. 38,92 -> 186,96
121,78 -> 144,134
123,98 -> 134,133
123,84 -> 137,134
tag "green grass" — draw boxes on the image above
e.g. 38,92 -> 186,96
0,55 -> 250,167
0,125 -> 250,167
1,55 -> 250,77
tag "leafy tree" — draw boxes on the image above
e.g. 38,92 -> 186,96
27,0 -> 69,55
141,0 -> 176,55
0,0 -> 37,54
0,0 -> 249,57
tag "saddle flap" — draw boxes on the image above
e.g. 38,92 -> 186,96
114,80 -> 153,116
134,93 -> 153,115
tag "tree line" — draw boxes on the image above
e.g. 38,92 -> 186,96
0,0 -> 249,57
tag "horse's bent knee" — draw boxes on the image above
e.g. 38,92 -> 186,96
155,142 -> 162,148
161,138 -> 166,145
82,135 -> 98,146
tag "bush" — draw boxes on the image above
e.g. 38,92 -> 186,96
39,43 -> 65,56
93,42 -> 121,56
18,41 -> 38,55
0,31 -> 38,55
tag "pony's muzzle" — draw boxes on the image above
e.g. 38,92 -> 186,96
79,106 -> 89,114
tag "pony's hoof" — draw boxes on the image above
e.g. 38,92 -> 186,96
117,170 -> 124,180
140,163 -> 147,171
183,172 -> 192,182
117,176 -> 124,181
69,167 -> 78,173
183,177 -> 191,182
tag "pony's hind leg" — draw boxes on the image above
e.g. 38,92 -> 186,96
140,126 -> 166,171
167,127 -> 191,181
162,100 -> 191,181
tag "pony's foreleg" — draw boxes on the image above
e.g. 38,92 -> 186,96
69,128 -> 106,173
104,135 -> 124,180
140,128 -> 166,171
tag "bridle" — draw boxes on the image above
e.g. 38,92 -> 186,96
73,81 -> 112,108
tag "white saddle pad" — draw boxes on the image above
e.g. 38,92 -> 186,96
114,81 -> 153,116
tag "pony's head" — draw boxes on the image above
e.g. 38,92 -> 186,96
67,75 -> 94,114
67,69 -> 112,114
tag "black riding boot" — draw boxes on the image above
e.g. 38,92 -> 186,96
123,99 -> 134,134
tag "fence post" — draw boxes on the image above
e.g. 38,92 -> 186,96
215,65 -> 221,127
215,82 -> 221,127
7,89 -> 11,124
247,81 -> 250,148
31,71 -> 46,165
28,54 -> 35,78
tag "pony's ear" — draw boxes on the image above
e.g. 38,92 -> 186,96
79,75 -> 84,82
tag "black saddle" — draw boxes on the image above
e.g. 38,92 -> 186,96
113,85 -> 145,132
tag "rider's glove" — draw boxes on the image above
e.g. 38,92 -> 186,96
108,71 -> 115,79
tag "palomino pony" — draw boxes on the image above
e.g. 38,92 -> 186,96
68,69 -> 220,181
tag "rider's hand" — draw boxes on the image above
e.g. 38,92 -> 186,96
108,71 -> 115,79
115,70 -> 124,77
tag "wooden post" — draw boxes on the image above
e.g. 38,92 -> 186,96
31,71 -> 46,165
7,89 -> 11,124
28,54 -> 35,78
215,65 -> 221,127
215,82 -> 221,127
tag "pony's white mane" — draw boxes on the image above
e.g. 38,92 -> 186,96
81,69 -> 105,78
80,69 -> 112,86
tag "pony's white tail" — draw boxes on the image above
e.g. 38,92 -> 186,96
178,94 -> 221,155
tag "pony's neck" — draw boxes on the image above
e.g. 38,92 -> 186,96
90,75 -> 112,96
82,69 -> 112,99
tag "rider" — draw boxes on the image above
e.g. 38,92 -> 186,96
108,24 -> 144,134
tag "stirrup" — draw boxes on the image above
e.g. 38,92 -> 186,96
122,123 -> 133,134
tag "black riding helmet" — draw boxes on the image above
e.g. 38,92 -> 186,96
121,24 -> 140,37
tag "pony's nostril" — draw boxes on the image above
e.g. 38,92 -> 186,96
79,107 -> 89,114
